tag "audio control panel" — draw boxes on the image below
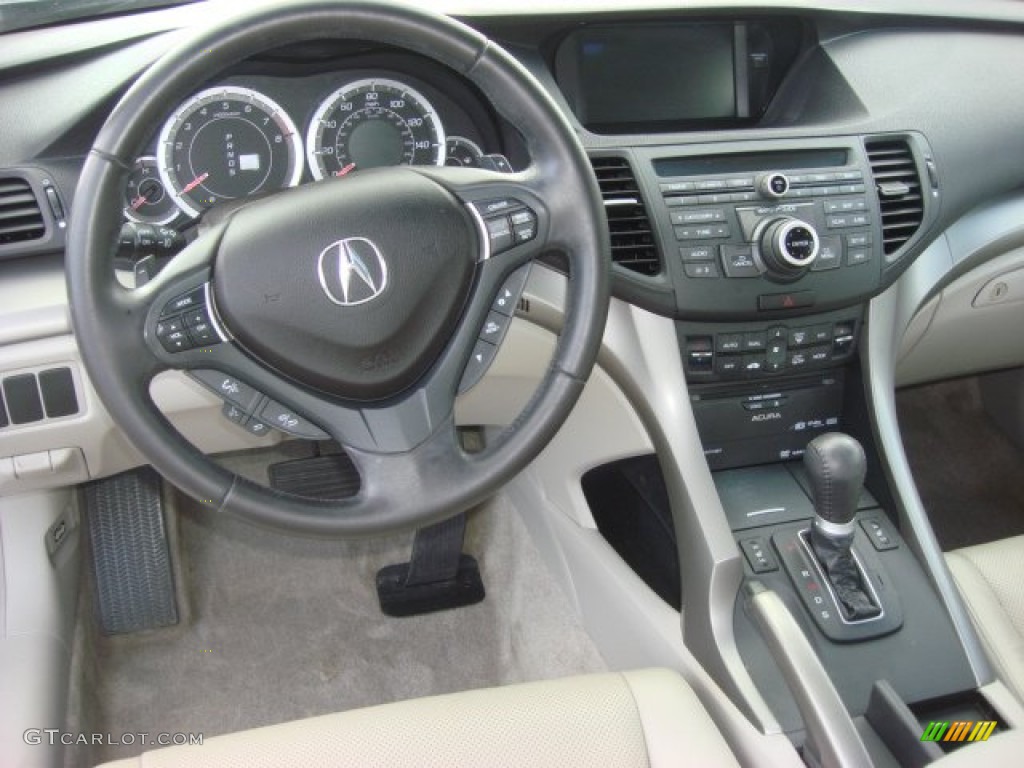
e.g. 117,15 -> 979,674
629,139 -> 890,319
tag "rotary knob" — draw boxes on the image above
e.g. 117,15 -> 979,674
758,217 -> 820,278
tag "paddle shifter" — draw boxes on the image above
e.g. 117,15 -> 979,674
804,433 -> 881,620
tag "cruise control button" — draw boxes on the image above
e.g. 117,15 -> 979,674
190,370 -> 260,410
478,198 -> 519,216
259,400 -> 329,439
187,321 -> 217,345
182,308 -> 210,327
479,311 -> 510,344
484,216 -> 513,254
510,208 -> 537,244
459,339 -> 499,393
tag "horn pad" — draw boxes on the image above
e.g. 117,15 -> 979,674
212,169 -> 477,401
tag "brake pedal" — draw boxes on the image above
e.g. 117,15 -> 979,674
85,467 -> 179,635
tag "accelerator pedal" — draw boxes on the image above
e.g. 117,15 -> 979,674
376,512 -> 485,617
85,467 -> 179,634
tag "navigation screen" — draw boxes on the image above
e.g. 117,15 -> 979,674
563,24 -> 741,132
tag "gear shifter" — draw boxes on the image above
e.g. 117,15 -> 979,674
804,433 -> 881,620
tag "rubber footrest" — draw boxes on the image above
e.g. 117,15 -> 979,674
85,467 -> 178,635
268,453 -> 360,499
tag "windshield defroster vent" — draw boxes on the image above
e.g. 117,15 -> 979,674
866,139 -> 924,256
590,156 -> 660,276
0,176 -> 45,246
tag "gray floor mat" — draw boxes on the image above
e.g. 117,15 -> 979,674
67,458 -> 606,766
896,377 -> 1024,551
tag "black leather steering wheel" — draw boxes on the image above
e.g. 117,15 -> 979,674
67,1 -> 608,536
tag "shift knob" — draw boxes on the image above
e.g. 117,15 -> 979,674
804,432 -> 866,540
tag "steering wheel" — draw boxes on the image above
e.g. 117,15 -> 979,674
67,1 -> 609,536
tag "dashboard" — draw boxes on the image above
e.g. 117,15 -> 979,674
1,0 -> 1024,475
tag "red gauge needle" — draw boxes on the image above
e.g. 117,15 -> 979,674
335,163 -> 357,177
129,194 -> 149,211
181,172 -> 209,194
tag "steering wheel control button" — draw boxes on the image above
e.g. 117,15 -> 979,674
157,326 -> 192,353
458,339 -> 499,394
479,311 -> 511,344
258,400 -> 329,439
190,370 -> 261,411
244,419 -> 272,438
221,402 -> 247,425
475,199 -> 538,256
492,265 -> 531,316
161,286 -> 205,316
484,216 -> 513,253
510,209 -> 538,244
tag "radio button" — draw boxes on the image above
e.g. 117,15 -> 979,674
698,193 -> 730,205
847,249 -> 872,266
684,262 -> 720,278
730,192 -> 757,203
840,183 -> 867,194
665,196 -> 698,207
825,198 -> 867,213
727,177 -> 755,189
846,232 -> 872,248
760,173 -> 790,199
837,170 -> 864,181
696,179 -> 728,191
676,225 -> 730,240
660,181 -> 695,193
810,237 -> 843,271
679,246 -> 716,262
821,186 -> 842,196
721,245 -> 760,278
671,209 -> 725,225
827,214 -> 852,228
850,213 -> 871,227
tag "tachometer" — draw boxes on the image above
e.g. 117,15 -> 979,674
306,78 -> 445,180
157,86 -> 303,218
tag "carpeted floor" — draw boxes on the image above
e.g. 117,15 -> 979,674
66,449 -> 606,767
896,376 -> 1024,551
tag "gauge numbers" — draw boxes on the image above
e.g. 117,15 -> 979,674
157,86 -> 303,218
124,156 -> 180,224
306,78 -> 445,180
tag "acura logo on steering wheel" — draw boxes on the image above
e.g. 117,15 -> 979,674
316,237 -> 389,307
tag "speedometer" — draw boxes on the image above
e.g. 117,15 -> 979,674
305,78 -> 445,180
157,86 -> 303,218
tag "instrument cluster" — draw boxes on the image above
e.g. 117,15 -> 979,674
123,72 -> 497,226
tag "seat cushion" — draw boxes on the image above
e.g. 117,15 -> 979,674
98,668 -> 739,768
946,535 -> 1024,702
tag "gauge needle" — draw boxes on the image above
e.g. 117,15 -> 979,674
335,163 -> 357,177
182,172 -> 210,194
129,194 -> 149,211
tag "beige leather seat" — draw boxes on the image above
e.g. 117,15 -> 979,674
99,668 -> 739,768
947,535 -> 1024,703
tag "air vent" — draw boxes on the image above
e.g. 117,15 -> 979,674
590,156 -> 660,275
866,139 -> 924,256
0,176 -> 45,246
